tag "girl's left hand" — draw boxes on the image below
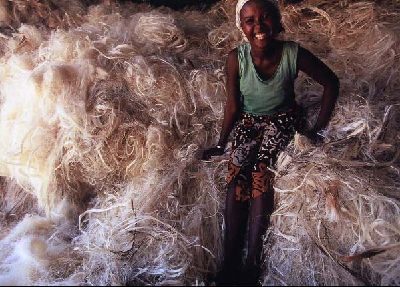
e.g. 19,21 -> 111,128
304,129 -> 324,144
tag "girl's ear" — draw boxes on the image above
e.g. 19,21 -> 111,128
272,7 -> 284,34
264,1 -> 284,35
275,21 -> 284,34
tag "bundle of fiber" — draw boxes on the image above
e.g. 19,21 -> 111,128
0,200 -> 84,285
0,0 -> 399,285
0,1 -> 224,284
0,0 -> 85,30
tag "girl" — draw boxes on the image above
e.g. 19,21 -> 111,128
202,0 -> 339,285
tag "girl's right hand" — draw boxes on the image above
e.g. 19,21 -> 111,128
201,146 -> 225,160
304,129 -> 324,144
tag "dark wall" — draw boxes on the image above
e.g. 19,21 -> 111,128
86,0 -> 303,10
119,0 -> 220,10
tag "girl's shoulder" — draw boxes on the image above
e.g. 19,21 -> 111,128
226,48 -> 239,74
279,40 -> 300,62
280,40 -> 300,50
235,42 -> 250,63
235,42 -> 249,53
227,47 -> 239,62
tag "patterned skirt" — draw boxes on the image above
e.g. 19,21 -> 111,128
227,109 -> 298,202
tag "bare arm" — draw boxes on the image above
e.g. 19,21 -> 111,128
297,46 -> 339,137
202,49 -> 241,159
217,48 -> 241,147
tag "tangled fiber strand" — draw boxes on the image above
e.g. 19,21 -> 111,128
0,1 -> 227,284
0,0 -> 85,31
0,0 -> 399,285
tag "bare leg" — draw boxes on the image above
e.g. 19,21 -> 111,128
243,187 -> 274,285
218,183 -> 249,285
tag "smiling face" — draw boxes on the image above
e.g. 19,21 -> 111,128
240,0 -> 282,49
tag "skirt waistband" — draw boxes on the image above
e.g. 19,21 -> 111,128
240,106 -> 298,121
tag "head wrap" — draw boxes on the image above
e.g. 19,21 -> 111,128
235,0 -> 279,41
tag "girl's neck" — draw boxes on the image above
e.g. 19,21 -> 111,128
250,39 -> 280,60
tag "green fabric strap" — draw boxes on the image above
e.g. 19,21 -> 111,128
238,41 -> 298,116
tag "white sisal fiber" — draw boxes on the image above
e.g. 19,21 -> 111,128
0,0 -> 399,285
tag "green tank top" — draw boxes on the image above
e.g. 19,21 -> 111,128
238,41 -> 299,116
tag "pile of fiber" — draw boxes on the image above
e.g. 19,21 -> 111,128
0,0 -> 399,285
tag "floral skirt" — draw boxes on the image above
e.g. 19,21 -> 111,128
227,109 -> 297,202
